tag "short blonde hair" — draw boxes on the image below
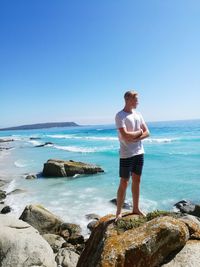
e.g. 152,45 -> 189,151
124,90 -> 138,101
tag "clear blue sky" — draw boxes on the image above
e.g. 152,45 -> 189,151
1,0 -> 200,127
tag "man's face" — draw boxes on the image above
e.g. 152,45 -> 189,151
129,95 -> 138,109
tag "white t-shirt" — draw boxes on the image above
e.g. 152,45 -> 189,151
115,109 -> 145,158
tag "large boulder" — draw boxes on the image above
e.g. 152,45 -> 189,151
42,159 -> 104,177
77,214 -> 191,267
19,204 -> 63,235
0,214 -> 56,267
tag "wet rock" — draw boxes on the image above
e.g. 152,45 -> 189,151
7,189 -> 27,195
30,137 -> 41,140
85,213 -> 100,220
25,174 -> 37,179
0,190 -> 6,200
59,222 -> 81,239
35,142 -> 53,147
1,206 -> 11,214
110,198 -> 132,210
43,159 -> 104,177
87,220 -> 98,231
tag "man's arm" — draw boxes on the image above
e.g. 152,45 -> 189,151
134,122 -> 150,141
118,127 -> 143,142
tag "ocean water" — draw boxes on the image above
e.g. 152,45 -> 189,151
0,119 -> 200,235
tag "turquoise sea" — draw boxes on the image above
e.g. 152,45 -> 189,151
0,119 -> 200,235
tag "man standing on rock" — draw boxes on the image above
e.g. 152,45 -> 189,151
115,90 -> 150,221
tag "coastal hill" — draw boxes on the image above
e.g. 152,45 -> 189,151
0,122 -> 79,131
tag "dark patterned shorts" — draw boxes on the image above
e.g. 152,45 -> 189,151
119,154 -> 144,179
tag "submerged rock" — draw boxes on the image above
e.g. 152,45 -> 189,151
30,137 -> 41,140
42,159 -> 104,177
7,188 -> 27,195
25,174 -> 37,179
35,142 -> 53,147
0,190 -> 6,200
110,198 -> 132,210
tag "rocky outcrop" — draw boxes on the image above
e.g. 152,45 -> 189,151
42,159 -> 104,177
77,211 -> 200,267
0,214 -> 56,267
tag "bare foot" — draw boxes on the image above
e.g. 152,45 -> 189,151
115,213 -> 122,222
132,209 -> 146,217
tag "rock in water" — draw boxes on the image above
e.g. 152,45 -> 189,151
0,190 -> 6,200
1,206 -> 11,214
0,214 -> 56,267
42,159 -> 104,177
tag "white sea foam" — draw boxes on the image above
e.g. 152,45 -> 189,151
46,134 -> 117,141
53,145 -> 111,153
14,160 -> 28,168
28,140 -> 43,146
5,179 -> 16,192
144,138 -> 173,143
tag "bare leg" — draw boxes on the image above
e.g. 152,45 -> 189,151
131,173 -> 145,216
116,178 -> 129,221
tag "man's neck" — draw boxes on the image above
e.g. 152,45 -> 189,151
123,105 -> 134,113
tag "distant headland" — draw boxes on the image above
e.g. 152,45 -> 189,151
0,122 -> 79,131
